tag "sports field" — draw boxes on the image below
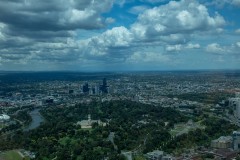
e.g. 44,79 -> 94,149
0,150 -> 29,160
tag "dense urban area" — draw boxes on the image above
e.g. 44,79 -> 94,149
0,71 -> 240,160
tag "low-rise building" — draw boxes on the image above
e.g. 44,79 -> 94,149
211,136 -> 232,149
146,150 -> 164,160
232,131 -> 240,150
0,114 -> 10,121
77,114 -> 106,129
162,155 -> 174,160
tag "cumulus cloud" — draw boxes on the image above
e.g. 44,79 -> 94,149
201,0 -> 230,8
46,0 -> 226,62
0,0 -> 115,64
165,43 -> 200,52
128,5 -> 151,15
236,42 -> 240,47
81,26 -> 133,56
206,42 -> 240,54
206,43 -> 225,54
126,51 -> 170,63
0,23 -> 5,40
0,0 -> 113,32
232,0 -> 240,6
77,0 -> 226,58
131,0 -> 225,42
0,0 -> 233,69
235,29 -> 240,34
202,0 -> 240,8
185,43 -> 201,49
166,45 -> 182,52
140,0 -> 170,4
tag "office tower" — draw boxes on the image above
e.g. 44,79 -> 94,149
69,89 -> 74,94
95,85 -> 100,95
100,78 -> 108,94
92,87 -> 96,95
82,82 -> 89,94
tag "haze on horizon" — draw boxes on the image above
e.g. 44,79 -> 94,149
0,0 -> 239,71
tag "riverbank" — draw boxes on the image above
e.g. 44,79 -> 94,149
24,108 -> 44,131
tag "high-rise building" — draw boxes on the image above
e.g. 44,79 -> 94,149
100,78 -> 108,94
69,89 -> 74,94
82,82 -> 89,94
103,78 -> 107,86
92,87 -> 96,95
95,85 -> 100,95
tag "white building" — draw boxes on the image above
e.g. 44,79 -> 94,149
77,114 -> 106,129
146,150 -> 163,160
0,114 -> 10,121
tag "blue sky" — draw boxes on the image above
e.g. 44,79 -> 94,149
0,0 -> 239,71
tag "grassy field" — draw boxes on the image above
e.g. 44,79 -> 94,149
133,155 -> 146,160
0,123 -> 5,129
170,121 -> 205,136
59,136 -> 78,146
170,123 -> 186,136
0,150 -> 23,160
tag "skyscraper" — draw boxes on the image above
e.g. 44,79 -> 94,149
100,78 -> 108,94
82,82 -> 89,94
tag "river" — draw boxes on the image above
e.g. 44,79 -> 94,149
24,108 -> 44,131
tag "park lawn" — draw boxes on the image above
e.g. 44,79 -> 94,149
0,150 -> 25,160
170,130 -> 179,136
170,124 -> 185,136
59,136 -> 78,146
133,155 -> 146,160
0,124 -> 5,129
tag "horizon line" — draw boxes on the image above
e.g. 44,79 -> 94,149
1,69 -> 240,73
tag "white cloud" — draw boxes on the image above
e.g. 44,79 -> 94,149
232,0 -> 240,6
114,0 -> 135,7
93,26 -> 133,47
165,43 -> 200,52
0,0 -> 114,31
0,0 -> 231,68
235,29 -> 240,34
166,45 -> 182,52
0,24 -> 5,40
140,0 -> 169,4
206,42 -> 240,54
131,0 -> 225,43
216,28 -> 224,33
82,26 -> 133,56
128,5 -> 150,15
185,43 -> 200,49
202,0 -> 230,8
105,17 -> 115,24
76,0 -> 227,61
206,43 -> 225,54
127,51 -> 170,63
236,42 -> 240,47
203,0 -> 240,7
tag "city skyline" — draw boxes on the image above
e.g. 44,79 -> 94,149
0,0 -> 239,71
